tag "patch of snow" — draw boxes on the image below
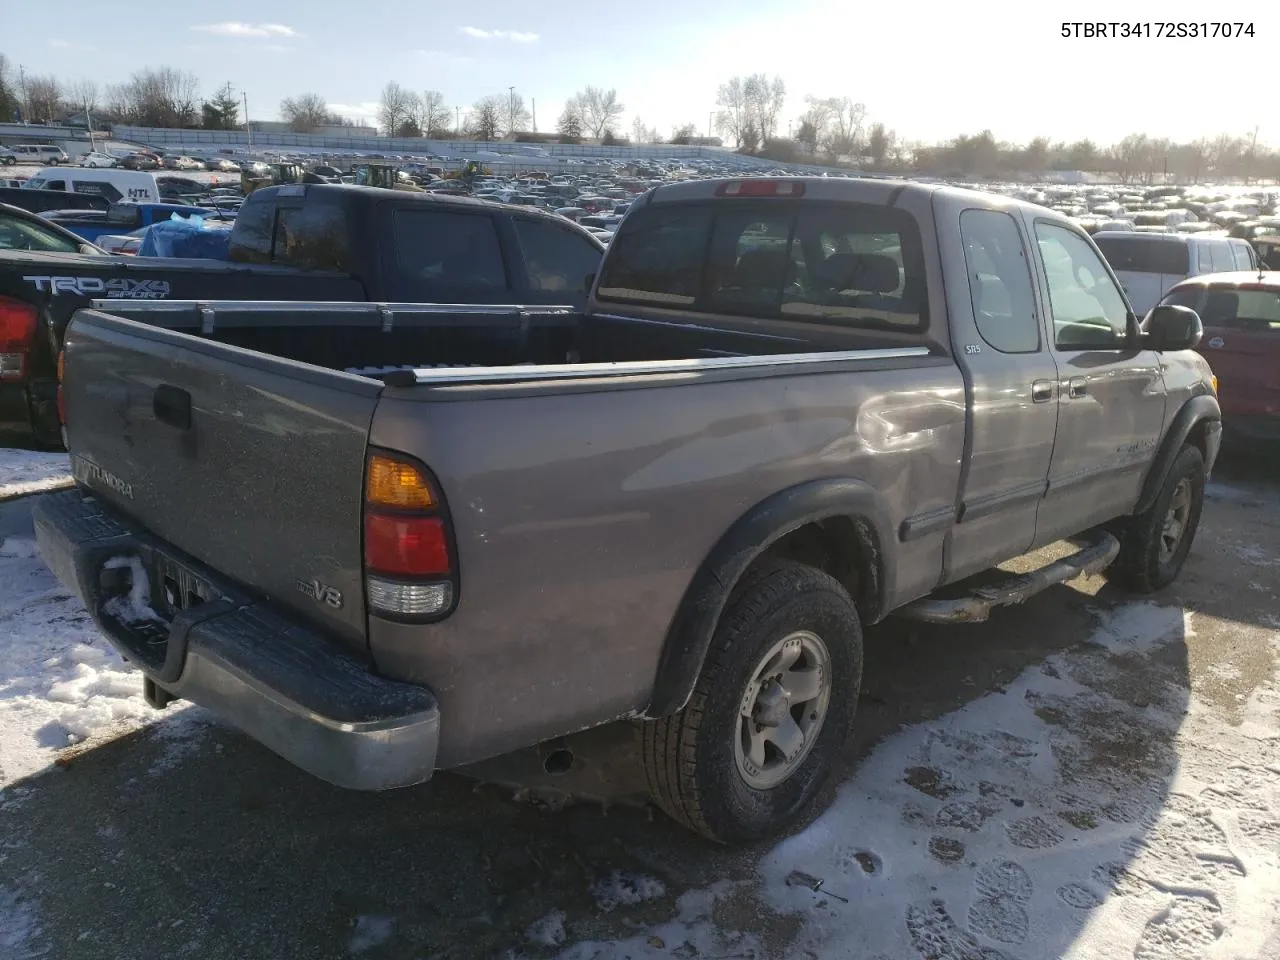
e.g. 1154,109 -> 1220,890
0,534 -> 196,787
348,915 -> 395,954
1206,482 -> 1265,507
591,871 -> 666,912
561,603 -> 1280,960
526,910 -> 567,948
0,451 -> 72,500
0,882 -> 47,958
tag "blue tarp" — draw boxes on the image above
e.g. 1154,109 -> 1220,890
136,214 -> 233,260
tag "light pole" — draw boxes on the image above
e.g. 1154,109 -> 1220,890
243,91 -> 252,149
508,86 -> 515,139
708,111 -> 714,140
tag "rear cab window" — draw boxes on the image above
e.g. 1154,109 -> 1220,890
1094,236 -> 1190,275
1190,286 -> 1280,333
597,200 -> 927,331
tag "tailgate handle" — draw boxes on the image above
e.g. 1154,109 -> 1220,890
153,385 -> 192,430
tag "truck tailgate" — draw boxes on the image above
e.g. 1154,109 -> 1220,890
60,308 -> 382,649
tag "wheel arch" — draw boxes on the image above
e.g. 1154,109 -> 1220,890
1133,394 -> 1221,516
643,478 -> 896,719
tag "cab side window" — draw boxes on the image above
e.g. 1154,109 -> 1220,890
1208,242 -> 1236,274
959,210 -> 1039,352
1035,222 -> 1130,349
513,218 -> 603,293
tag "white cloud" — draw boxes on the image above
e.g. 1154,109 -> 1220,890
458,27 -> 539,42
191,22 -> 298,39
48,39 -> 95,51
327,102 -> 381,124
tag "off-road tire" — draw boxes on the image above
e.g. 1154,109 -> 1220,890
638,560 -> 863,843
1107,444 -> 1205,593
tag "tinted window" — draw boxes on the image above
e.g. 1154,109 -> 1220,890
960,209 -> 1039,352
780,205 -> 925,329
225,196 -> 274,264
513,218 -> 603,293
1198,287 -> 1280,331
705,209 -> 794,313
1230,243 -> 1256,271
598,201 -> 926,330
1208,242 -> 1236,274
1094,236 -> 1190,274
1036,222 -> 1130,348
271,204 -> 351,272
392,209 -> 506,288
43,180 -> 66,191
0,212 -> 79,252
597,205 -> 711,305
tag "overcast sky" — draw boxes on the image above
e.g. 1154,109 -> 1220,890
7,1 -> 1276,147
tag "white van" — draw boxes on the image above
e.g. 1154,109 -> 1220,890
21,167 -> 160,204
1092,232 -> 1259,316
8,144 -> 69,165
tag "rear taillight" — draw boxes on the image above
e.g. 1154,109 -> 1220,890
363,452 -> 456,620
715,179 -> 806,198
0,296 -> 38,381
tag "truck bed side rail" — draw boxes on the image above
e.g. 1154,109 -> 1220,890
87,299 -> 580,335
386,347 -> 934,387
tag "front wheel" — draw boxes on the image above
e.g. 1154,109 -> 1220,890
638,561 -> 863,843
1107,444 -> 1205,592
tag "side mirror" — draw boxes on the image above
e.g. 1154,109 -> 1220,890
583,272 -> 596,294
1143,304 -> 1204,351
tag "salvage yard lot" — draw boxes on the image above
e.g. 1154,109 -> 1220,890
1,448 -> 1278,959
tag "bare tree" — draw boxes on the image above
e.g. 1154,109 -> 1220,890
468,95 -> 503,141
575,86 -> 624,140
743,74 -> 786,143
501,91 -> 532,136
867,122 -> 890,168
280,92 -> 330,132
419,90 -> 451,138
25,75 -> 63,124
106,68 -> 199,127
378,82 -> 415,136
820,97 -> 866,159
65,78 -> 98,125
715,77 -> 747,148
631,116 -> 661,144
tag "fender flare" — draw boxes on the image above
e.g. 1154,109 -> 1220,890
643,478 -> 896,718
1134,394 -> 1221,516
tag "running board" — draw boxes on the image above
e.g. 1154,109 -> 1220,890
897,532 -> 1121,624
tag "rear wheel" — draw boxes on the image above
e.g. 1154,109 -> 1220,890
639,561 -> 863,843
1107,444 -> 1205,592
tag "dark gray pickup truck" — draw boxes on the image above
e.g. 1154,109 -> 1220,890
34,177 -> 1222,842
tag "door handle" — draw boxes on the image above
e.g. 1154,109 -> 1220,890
1066,377 -> 1088,399
1031,380 -> 1054,403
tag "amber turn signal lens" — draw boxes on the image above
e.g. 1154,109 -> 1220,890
367,455 -> 435,509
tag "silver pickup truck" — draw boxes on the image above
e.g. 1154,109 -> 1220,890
34,177 -> 1222,843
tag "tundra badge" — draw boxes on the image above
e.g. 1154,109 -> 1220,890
296,578 -> 344,609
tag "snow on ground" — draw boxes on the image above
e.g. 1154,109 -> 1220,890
559,602 -> 1280,960
0,451 -> 72,501
0,532 -> 205,789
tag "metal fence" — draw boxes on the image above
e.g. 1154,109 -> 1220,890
109,125 -> 858,176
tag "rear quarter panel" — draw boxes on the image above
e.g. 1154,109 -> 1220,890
367,361 -> 965,767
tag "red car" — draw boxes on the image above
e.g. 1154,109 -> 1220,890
1157,270 -> 1280,442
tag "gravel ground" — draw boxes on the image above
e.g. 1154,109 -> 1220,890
0,449 -> 1277,960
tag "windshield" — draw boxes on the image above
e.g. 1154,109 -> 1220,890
0,211 -> 81,252
1095,236 -> 1190,274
